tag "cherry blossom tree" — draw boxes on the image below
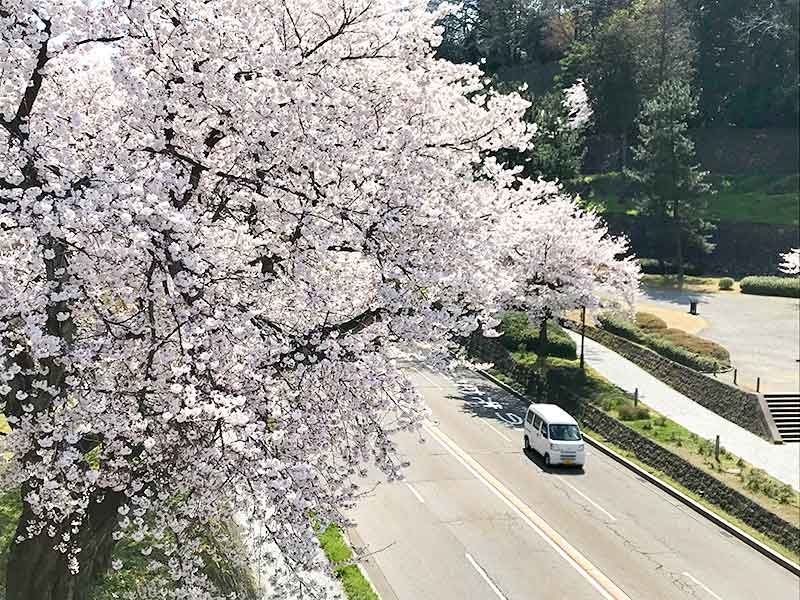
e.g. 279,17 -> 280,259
0,1 -> 636,599
779,248 -> 800,275
494,195 -> 639,366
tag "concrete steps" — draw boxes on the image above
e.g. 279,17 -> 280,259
764,394 -> 800,443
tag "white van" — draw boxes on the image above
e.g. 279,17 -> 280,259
523,404 -> 585,467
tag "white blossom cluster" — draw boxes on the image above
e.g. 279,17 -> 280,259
563,79 -> 593,130
779,248 -> 800,275
0,1 -> 637,597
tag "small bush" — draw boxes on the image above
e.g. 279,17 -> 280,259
597,312 -> 648,344
718,277 -> 735,290
618,404 -> 650,421
654,416 -> 667,427
776,484 -> 794,505
635,312 -> 667,331
745,468 -> 769,494
740,276 -> 800,298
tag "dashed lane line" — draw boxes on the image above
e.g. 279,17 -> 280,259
424,422 -> 631,600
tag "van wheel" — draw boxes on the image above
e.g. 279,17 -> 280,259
524,436 -> 530,451
544,453 -> 551,467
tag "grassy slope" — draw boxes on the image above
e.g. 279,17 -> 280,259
489,354 -> 799,561
578,172 -> 800,226
317,524 -> 379,600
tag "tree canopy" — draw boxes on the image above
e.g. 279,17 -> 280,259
0,1 -> 638,598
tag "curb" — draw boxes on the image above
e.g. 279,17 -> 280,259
475,367 -> 800,578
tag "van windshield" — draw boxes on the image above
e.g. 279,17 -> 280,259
549,424 -> 581,441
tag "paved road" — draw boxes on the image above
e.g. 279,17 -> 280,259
350,363 -> 800,600
639,288 -> 800,394
567,331 -> 800,489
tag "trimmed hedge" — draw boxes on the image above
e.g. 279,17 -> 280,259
499,312 -> 577,360
637,258 -> 700,276
596,312 -> 649,344
646,336 -> 722,373
658,328 -> 730,363
597,312 -> 724,373
740,276 -> 800,298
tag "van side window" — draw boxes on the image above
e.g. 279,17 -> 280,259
532,415 -> 542,429
526,410 -> 534,424
540,422 -> 548,437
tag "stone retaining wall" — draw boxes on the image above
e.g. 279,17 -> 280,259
465,333 -> 799,554
566,322 -> 776,441
582,404 -> 800,555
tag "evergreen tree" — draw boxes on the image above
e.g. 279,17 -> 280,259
627,80 -> 713,287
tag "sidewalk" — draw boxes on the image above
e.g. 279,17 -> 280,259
567,331 -> 800,490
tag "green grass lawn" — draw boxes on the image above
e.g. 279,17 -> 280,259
317,524 -> 378,600
577,172 -> 800,226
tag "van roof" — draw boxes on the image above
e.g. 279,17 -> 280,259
528,403 -> 578,425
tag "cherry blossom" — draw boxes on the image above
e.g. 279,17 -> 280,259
779,248 -> 800,275
0,1 -> 636,598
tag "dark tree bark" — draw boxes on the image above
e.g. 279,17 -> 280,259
6,489 -> 123,600
674,216 -> 685,289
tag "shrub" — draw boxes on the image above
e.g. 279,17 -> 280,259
635,312 -> 667,331
637,258 -> 663,274
499,312 -> 577,359
645,336 -> 722,373
657,329 -> 731,364
637,258 -> 699,275
598,312 -> 725,372
740,276 -> 800,298
718,277 -> 734,290
619,404 -> 650,421
596,312 -> 649,344
745,468 -> 769,494
498,311 -> 532,352
654,416 -> 667,427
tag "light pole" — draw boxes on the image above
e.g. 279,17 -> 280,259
580,306 -> 586,371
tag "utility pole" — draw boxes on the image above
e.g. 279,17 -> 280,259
580,306 -> 586,370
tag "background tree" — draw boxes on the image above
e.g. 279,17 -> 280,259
626,79 -> 713,287
560,10 -> 640,166
495,80 -> 593,183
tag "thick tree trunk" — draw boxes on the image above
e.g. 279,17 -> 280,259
536,318 -> 550,400
675,221 -> 685,289
6,488 -> 123,600
619,131 -> 628,169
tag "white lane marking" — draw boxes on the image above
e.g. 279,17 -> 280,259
486,423 -> 511,442
425,423 -> 629,600
465,552 -> 507,600
683,572 -> 723,600
404,482 -> 425,504
560,480 -> 617,521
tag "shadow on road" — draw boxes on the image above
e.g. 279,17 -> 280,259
523,447 -> 585,476
451,371 -> 585,477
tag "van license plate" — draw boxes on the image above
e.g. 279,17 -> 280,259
563,459 -> 573,465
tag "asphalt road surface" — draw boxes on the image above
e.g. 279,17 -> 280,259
348,363 -> 800,600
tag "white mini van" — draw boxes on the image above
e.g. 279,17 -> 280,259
523,404 -> 585,467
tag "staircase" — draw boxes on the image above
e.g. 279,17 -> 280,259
764,394 -> 800,443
